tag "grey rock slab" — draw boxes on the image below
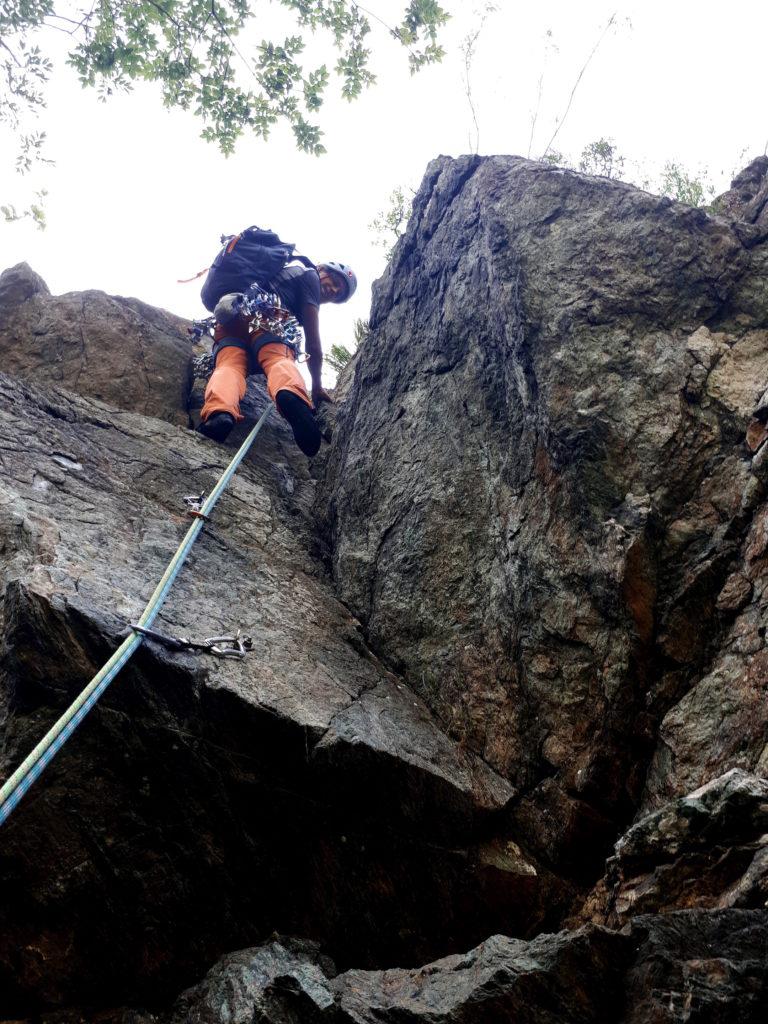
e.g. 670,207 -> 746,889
335,927 -> 626,1024
604,770 -> 768,923
166,926 -> 629,1024
168,937 -> 336,1024
0,373 -> 511,1011
313,674 -> 514,834
160,909 -> 768,1023
0,264 -> 192,425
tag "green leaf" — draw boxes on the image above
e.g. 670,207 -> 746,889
3,0 -> 451,222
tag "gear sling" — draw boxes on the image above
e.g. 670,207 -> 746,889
199,228 -> 317,423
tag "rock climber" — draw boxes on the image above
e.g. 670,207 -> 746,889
197,259 -> 357,456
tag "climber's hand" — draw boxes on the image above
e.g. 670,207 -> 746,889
312,387 -> 333,408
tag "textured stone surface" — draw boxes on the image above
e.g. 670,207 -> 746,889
579,770 -> 768,926
168,927 -> 628,1024
0,263 -> 192,425
5,911 -> 768,1021
0,372 -> 515,1013
621,910 -> 768,1023
642,453 -> 768,809
0,261 -> 50,305
712,155 -> 768,243
320,155 -> 768,882
168,937 -> 336,1024
4,155 -> 768,1020
154,910 -> 768,1023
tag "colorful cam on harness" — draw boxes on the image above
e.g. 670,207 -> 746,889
189,287 -> 303,377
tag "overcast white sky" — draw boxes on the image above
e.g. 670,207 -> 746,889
1,0 -> 767,371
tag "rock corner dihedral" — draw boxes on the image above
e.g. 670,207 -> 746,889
1,154 -> 768,1022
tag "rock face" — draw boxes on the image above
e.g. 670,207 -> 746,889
321,155 -> 768,880
2,156 -> 768,1022
0,307 -> 519,1011
573,769 -> 768,930
0,263 -> 192,425
162,911 -> 768,1024
167,929 -> 627,1023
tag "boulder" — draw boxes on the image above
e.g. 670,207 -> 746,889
168,927 -> 628,1024
320,155 -> 768,884
162,910 -> 768,1023
0,264 -> 192,425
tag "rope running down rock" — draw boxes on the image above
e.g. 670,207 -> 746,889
0,404 -> 272,828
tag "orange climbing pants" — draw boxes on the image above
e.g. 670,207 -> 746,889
201,321 -> 312,423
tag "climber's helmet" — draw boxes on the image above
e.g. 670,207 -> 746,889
318,262 -> 357,303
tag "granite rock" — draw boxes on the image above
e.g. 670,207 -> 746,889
0,264 -> 192,425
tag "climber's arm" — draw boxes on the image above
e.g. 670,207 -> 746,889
302,304 -> 333,407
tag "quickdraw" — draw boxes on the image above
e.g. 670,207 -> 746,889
128,624 -> 253,660
0,403 -> 273,828
183,493 -> 209,520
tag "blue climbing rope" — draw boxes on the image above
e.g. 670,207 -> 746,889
0,404 -> 272,828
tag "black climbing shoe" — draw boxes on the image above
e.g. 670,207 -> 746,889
197,412 -> 235,443
275,391 -> 322,457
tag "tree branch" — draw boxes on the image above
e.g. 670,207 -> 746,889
0,39 -> 23,69
527,71 -> 544,159
542,12 -> 616,160
209,1 -> 259,85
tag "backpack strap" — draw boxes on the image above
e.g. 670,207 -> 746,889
177,265 -> 210,284
273,263 -> 308,282
294,253 -> 317,270
271,261 -> 318,290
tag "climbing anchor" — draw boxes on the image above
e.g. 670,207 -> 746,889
129,623 -> 253,659
183,493 -> 209,520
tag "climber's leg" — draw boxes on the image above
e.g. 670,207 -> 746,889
275,391 -> 322,457
257,342 -> 312,407
197,408 -> 236,442
257,342 -> 321,457
199,345 -> 248,441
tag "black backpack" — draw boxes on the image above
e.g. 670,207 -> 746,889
200,226 -> 314,312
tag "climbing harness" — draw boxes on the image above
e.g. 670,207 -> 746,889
0,403 -> 272,829
128,624 -> 253,659
189,287 -> 304,379
188,317 -> 216,343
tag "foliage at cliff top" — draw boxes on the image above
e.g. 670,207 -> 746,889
1,1 -> 450,166
543,137 -> 717,208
